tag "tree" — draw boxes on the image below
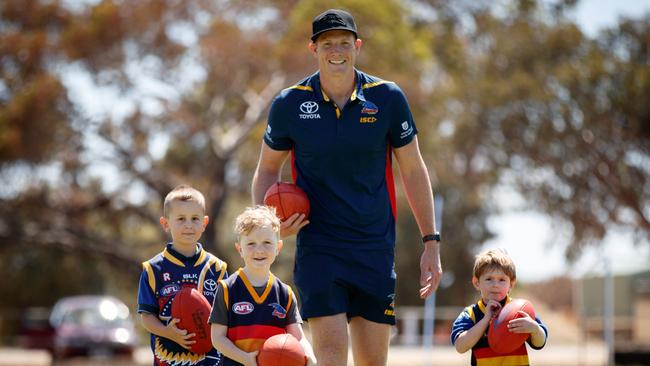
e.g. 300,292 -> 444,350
415,0 -> 649,264
0,0 -> 436,311
1,0 -> 647,329
0,0 -> 297,311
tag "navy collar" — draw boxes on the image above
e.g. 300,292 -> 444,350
166,242 -> 202,263
311,69 -> 367,103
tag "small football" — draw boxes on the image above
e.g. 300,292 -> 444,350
171,286 -> 212,354
488,298 -> 536,354
257,333 -> 306,366
263,182 -> 310,221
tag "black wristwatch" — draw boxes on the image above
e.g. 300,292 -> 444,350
422,232 -> 441,243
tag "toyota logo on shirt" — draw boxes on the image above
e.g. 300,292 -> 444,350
203,279 -> 217,292
300,101 -> 319,114
299,101 -> 321,119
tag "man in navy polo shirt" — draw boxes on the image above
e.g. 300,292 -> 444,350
252,9 -> 442,366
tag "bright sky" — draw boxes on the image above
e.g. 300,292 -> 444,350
484,1 -> 650,283
573,0 -> 650,37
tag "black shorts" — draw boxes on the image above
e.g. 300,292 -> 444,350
293,245 -> 397,325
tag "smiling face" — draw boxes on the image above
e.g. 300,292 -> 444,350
472,268 -> 515,303
309,30 -> 361,78
236,224 -> 283,271
159,200 -> 208,252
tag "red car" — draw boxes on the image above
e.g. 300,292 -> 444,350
16,307 -> 55,351
47,295 -> 138,359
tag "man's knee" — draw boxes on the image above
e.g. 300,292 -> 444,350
312,334 -> 348,366
309,314 -> 349,365
350,318 -> 391,366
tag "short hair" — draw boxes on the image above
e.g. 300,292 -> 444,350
473,248 -> 516,282
234,205 -> 281,239
163,184 -> 206,218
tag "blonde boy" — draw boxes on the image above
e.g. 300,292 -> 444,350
451,248 -> 548,365
209,205 -> 316,366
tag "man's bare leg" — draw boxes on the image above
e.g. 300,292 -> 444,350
309,313 -> 349,366
350,317 -> 391,366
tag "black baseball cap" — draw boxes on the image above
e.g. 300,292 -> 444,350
311,9 -> 358,41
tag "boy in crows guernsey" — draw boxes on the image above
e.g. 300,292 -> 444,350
209,205 -> 316,366
137,184 -> 228,366
451,248 -> 548,366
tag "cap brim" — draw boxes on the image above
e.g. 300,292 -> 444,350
311,28 -> 358,41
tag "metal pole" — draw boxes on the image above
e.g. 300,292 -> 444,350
422,194 -> 444,359
603,257 -> 614,366
422,294 -> 435,348
574,276 -> 585,366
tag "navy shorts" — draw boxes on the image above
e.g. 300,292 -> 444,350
293,245 -> 397,325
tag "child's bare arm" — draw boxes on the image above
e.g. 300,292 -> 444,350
454,315 -> 490,353
210,323 -> 258,366
140,313 -> 196,349
454,300 -> 501,353
287,323 -> 317,366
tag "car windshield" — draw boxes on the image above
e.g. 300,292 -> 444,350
61,299 -> 130,327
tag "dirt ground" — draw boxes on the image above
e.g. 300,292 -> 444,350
0,341 -> 608,366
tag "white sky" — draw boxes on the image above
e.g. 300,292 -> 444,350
484,1 -> 650,283
573,0 -> 650,37
483,211 -> 650,282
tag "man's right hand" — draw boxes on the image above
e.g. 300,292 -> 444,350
280,213 -> 309,238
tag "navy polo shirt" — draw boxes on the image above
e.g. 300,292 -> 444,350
263,69 -> 417,250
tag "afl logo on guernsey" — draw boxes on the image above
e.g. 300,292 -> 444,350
299,101 -> 321,119
233,302 -> 254,315
161,283 -> 180,297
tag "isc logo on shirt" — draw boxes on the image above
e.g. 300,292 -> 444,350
360,117 -> 377,123
233,302 -> 254,315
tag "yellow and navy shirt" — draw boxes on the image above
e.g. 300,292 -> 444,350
451,297 -> 548,366
264,69 -> 418,250
209,269 -> 298,366
137,243 -> 228,366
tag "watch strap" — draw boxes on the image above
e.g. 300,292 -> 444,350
422,232 -> 441,243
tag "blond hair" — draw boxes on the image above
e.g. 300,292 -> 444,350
234,205 -> 281,239
473,248 -> 516,282
163,184 -> 206,218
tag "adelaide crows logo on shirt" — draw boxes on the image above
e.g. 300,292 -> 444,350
361,101 -> 379,115
269,303 -> 287,319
